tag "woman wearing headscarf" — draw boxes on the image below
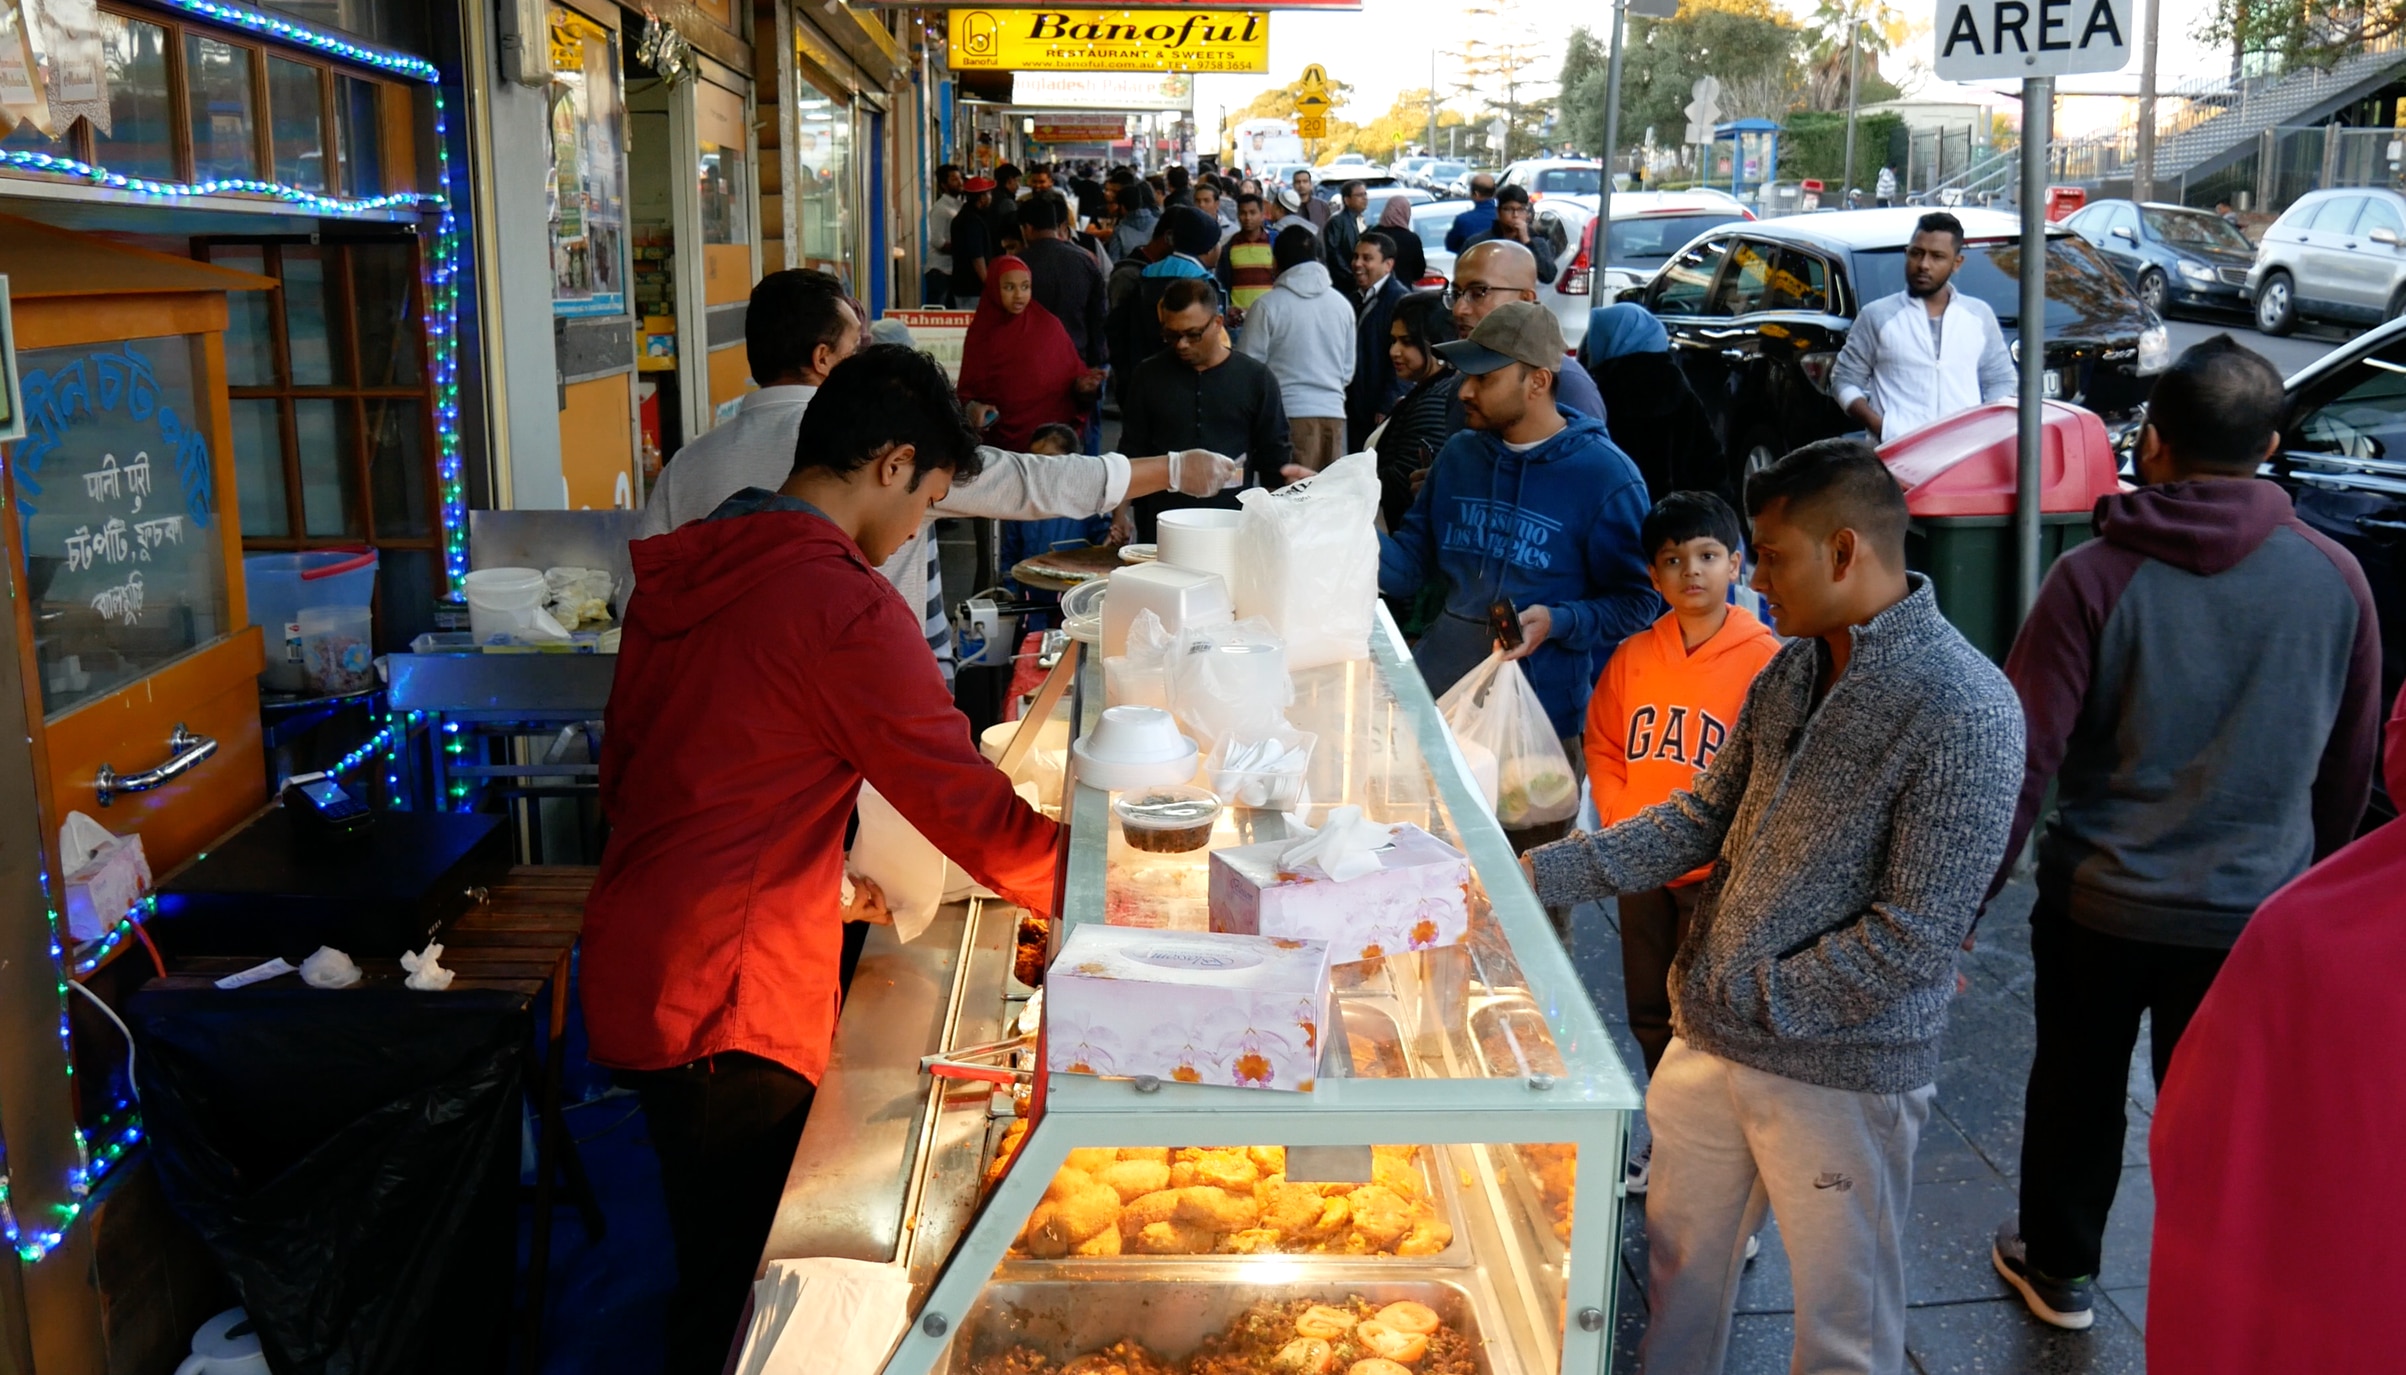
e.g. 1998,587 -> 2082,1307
1579,302 -> 1722,504
957,255 -> 1100,453
1377,194 -> 1428,288
1108,180 -> 1159,262
1374,288 -> 1459,532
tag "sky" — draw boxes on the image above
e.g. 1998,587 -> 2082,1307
1190,0 -> 2225,148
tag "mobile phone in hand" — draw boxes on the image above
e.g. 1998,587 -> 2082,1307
1489,597 -> 1522,650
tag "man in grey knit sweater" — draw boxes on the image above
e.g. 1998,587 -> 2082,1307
1526,439 -> 2024,1375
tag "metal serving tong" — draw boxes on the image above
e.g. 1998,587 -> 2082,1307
920,1034 -> 1036,1087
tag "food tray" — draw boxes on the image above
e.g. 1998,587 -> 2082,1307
950,1274 -> 1500,1375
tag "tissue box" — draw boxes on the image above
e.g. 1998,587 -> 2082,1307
63,832 -> 149,943
1045,924 -> 1332,1092
1207,823 -> 1472,963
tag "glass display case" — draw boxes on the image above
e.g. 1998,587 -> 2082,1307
762,608 -> 1641,1375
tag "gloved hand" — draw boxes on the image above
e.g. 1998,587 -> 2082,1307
1167,449 -> 1243,497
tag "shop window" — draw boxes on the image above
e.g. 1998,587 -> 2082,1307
696,83 -> 748,247
794,89 -> 851,284
201,236 -> 443,625
95,13 -> 175,182
549,6 -> 628,317
266,54 -> 328,191
332,75 -> 383,198
185,34 -> 260,180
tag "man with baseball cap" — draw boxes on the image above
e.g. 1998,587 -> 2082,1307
1379,301 -> 1659,846
950,176 -> 1000,306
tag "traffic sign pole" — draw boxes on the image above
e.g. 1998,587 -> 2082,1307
1599,0 -> 1627,237
2017,75 -> 2050,623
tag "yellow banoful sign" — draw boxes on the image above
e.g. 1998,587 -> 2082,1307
949,9 -> 1271,73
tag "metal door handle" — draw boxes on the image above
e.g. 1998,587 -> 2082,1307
96,723 -> 217,806
1720,348 -> 1748,361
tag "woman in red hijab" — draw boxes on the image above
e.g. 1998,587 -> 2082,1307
956,254 -> 1100,452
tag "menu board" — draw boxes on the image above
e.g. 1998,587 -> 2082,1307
11,334 -> 227,717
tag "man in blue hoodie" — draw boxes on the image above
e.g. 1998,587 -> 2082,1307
1380,301 -> 1661,843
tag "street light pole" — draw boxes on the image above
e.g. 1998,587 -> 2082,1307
1841,1 -> 1861,196
1600,0 -> 1628,232
2017,76 -> 2051,624
2133,0 -> 2161,202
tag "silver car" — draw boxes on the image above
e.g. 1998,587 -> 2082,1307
2246,187 -> 2406,336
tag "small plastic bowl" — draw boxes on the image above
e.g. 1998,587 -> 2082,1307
1114,785 -> 1223,853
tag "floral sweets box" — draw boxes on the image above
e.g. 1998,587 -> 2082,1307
1206,823 -> 1473,963
1044,924 -> 1333,1092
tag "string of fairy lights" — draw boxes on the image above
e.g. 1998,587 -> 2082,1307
0,0 -> 464,1263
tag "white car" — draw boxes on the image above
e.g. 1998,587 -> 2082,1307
1541,192 -> 1759,344
1499,158 -> 1604,202
1410,199 -> 1470,284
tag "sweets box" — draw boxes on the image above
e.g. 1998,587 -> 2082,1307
1206,822 -> 1472,964
1044,924 -> 1332,1093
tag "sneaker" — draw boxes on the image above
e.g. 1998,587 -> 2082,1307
1625,1141 -> 1651,1196
1991,1222 -> 2095,1330
1743,1233 -> 1761,1263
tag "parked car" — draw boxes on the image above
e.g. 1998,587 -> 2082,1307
1499,158 -> 1604,201
1415,159 -> 1471,194
2246,187 -> 2406,336
1409,199 -> 1467,283
2062,198 -> 2254,317
1552,190 -> 1758,311
1634,207 -> 2169,486
2269,314 -> 2406,823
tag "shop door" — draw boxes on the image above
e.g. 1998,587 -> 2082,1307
692,77 -> 757,432
0,230 -> 275,871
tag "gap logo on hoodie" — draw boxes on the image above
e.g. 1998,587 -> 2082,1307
1626,704 -> 1729,770
1440,496 -> 1566,569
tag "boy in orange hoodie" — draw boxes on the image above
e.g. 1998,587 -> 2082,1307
1582,491 -> 1779,1190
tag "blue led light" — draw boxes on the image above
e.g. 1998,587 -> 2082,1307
161,0 -> 438,82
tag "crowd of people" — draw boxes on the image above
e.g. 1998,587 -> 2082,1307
591,180 -> 2401,1375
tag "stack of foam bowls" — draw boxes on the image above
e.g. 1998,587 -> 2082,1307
1153,508 -> 1243,590
1070,706 -> 1200,791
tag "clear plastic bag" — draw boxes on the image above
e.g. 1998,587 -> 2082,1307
1437,651 -> 1579,829
1102,608 -> 1174,709
1233,450 -> 1381,670
1169,617 -> 1292,750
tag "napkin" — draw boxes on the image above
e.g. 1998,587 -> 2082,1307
731,1257 -> 912,1375
401,942 -> 456,991
1279,805 -> 1393,883
300,946 -> 362,989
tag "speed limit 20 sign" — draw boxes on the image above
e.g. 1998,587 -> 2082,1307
1933,0 -> 2131,81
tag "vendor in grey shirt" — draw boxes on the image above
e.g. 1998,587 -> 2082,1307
637,270 -> 1239,679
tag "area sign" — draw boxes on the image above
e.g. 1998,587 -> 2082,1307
950,9 -> 1270,73
1933,0 -> 2131,81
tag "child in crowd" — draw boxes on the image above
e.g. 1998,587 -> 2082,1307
1581,492 -> 1779,1191
999,423 -> 1111,595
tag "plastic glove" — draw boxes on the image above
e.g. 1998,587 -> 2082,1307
1167,449 -> 1243,497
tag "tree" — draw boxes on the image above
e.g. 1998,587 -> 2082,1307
2204,0 -> 2406,70
1233,73 -> 1359,124
1340,88 -> 1471,163
1798,0 -> 1909,112
1621,0 -> 1806,163
1557,26 -> 1613,158
1449,0 -> 1554,163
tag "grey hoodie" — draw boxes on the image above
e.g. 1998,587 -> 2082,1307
1233,260 -> 1356,421
1530,578 -> 2025,1094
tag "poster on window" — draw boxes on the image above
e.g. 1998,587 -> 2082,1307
24,0 -> 106,135
548,6 -> 626,318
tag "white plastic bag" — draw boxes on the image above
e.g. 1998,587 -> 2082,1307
1233,450 -> 1381,670
848,781 -> 947,944
1437,651 -> 1578,829
1169,617 -> 1292,750
1102,609 -> 1174,709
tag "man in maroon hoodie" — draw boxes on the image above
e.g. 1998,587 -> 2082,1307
1987,335 -> 2383,1330
582,345 -> 1063,1373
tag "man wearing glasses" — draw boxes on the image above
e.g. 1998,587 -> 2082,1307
1117,277 -> 1292,540
1447,240 -> 1605,422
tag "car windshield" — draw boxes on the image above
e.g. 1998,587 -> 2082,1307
1412,209 -> 1459,250
1426,161 -> 1468,180
1851,236 -> 2132,333
1609,214 -> 1745,264
2142,207 -> 2252,252
1535,167 -> 1601,194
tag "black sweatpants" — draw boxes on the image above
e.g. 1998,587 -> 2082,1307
1617,883 -> 1699,1077
2017,886 -> 2228,1281
625,1052 -> 818,1375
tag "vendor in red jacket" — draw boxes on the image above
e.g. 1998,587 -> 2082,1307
581,344 -> 1063,1375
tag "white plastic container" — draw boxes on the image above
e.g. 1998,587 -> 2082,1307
1098,563 -> 1232,658
296,604 -> 375,695
1154,508 -> 1243,589
463,567 -> 548,644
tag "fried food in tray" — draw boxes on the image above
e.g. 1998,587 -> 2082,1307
1015,915 -> 1051,988
1006,1146 -> 1454,1259
966,1296 -> 1476,1375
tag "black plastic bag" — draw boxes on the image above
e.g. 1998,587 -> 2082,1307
131,984 -> 528,1375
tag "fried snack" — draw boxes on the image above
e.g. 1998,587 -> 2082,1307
1370,1151 -> 1423,1201
1394,1217 -> 1453,1256
1064,1148 -> 1122,1175
1117,1189 -> 1184,1235
1348,1361 -> 1413,1375
1018,1199 -> 1075,1258
1374,1302 -> 1440,1336
1169,1147 -> 1259,1193
985,1119 -> 1030,1191
1257,1175 -> 1330,1238
1094,1159 -> 1172,1203
1354,1320 -> 1428,1364
1173,1185 -> 1261,1233
1070,1224 -> 1122,1257
1127,1218 -> 1219,1254
1293,1306 -> 1358,1340
1341,1185 -> 1414,1250
1014,915 -> 1051,988
1217,1227 -> 1286,1255
1019,1169 -> 1121,1257
1521,1142 -> 1578,1242
1272,1337 -> 1337,1373
1116,1146 -> 1171,1165
1247,1145 -> 1286,1177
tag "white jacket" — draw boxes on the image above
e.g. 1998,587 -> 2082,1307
1233,260 -> 1356,420
1831,288 -> 2017,442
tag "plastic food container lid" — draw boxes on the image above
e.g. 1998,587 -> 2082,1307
1060,577 -> 1107,644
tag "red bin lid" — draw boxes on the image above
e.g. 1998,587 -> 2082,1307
1878,400 -> 2124,518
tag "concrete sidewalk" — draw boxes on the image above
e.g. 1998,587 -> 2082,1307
1569,879 -> 2157,1373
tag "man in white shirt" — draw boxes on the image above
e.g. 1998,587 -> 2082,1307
1875,163 -> 1898,208
929,163 -> 965,303
637,269 -> 1241,680
1831,212 -> 2017,444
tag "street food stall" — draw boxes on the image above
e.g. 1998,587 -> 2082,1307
755,598 -> 1644,1375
